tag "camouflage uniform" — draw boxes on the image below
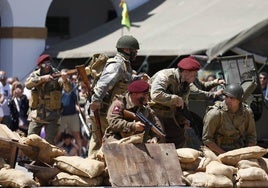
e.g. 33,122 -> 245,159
25,68 -> 72,144
150,68 -> 190,148
202,100 -> 257,151
89,53 -> 134,156
104,94 -> 163,143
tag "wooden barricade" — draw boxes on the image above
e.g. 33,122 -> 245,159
102,143 -> 184,187
0,137 -> 39,168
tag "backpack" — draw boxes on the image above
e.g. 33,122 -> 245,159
85,53 -> 111,88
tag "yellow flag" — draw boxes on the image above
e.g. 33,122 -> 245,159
120,1 -> 131,30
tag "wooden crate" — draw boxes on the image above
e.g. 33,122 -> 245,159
102,143 -> 184,187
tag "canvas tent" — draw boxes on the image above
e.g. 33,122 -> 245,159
46,0 -> 268,64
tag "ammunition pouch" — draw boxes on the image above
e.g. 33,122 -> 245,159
29,89 -> 39,109
44,90 -> 62,110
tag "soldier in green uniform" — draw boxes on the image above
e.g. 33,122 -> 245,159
104,80 -> 164,143
202,83 -> 257,155
25,54 -> 72,144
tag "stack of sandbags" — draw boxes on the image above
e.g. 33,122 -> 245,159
51,156 -> 105,186
176,148 -> 202,172
20,134 -> 65,165
20,134 -> 106,186
178,147 -> 234,187
0,158 -> 40,188
179,146 -> 268,187
218,146 -> 268,187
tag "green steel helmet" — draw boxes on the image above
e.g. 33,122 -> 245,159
223,83 -> 244,101
116,35 -> 139,50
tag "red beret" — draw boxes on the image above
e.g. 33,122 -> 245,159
37,54 -> 50,66
177,56 -> 200,71
128,80 -> 149,93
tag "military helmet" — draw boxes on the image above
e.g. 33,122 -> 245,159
116,35 -> 139,50
223,83 -> 244,101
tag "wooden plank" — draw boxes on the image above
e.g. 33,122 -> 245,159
102,143 -> 184,187
0,137 -> 39,168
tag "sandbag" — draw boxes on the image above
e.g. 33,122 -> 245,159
237,166 -> 268,181
50,172 -> 103,186
0,167 -> 39,188
54,156 -> 105,178
206,160 -> 237,180
236,159 -> 260,169
201,145 -> 219,161
236,179 -> 268,187
185,172 -> 233,187
218,146 -> 267,166
21,134 -> 65,164
176,148 -> 202,163
180,157 -> 201,171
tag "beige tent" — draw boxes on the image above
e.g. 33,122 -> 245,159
46,0 -> 268,63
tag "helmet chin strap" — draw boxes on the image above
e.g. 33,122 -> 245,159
118,49 -> 136,62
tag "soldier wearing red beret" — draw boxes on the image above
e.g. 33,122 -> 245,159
25,54 -> 72,144
104,80 -> 164,143
150,56 -> 202,149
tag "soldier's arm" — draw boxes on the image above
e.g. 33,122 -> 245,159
202,108 -> 224,155
92,62 -> 124,103
25,71 -> 53,89
150,72 -> 180,107
58,74 -> 72,93
106,99 -> 136,134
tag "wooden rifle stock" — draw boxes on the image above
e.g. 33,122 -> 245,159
75,65 -> 103,145
123,110 -> 166,139
51,69 -> 77,78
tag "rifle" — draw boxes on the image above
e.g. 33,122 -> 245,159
75,65 -> 103,145
51,68 -> 78,78
123,109 -> 166,141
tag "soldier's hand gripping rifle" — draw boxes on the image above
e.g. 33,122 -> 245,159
75,65 -> 103,145
123,110 -> 166,141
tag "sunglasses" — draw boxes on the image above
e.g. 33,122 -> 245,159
41,61 -> 51,68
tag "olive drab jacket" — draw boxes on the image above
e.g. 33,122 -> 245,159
202,100 -> 257,151
25,68 -> 72,123
91,53 -> 134,114
104,94 -> 164,142
150,68 -> 190,117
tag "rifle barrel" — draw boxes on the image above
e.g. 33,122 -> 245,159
136,111 -> 166,138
